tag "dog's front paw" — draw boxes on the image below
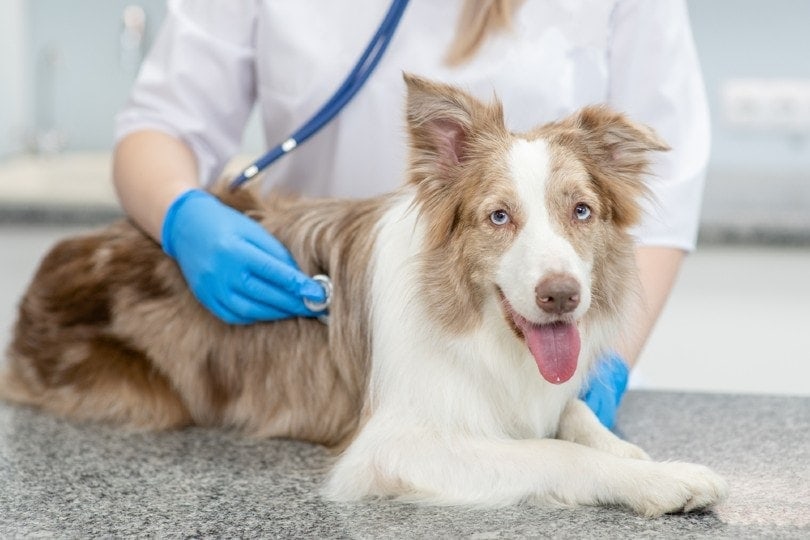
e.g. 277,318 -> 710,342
626,461 -> 728,517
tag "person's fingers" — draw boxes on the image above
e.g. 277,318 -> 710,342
239,242 -> 327,305
222,291 -> 299,322
238,273 -> 317,318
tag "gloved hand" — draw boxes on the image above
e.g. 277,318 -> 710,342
161,189 -> 326,324
580,353 -> 630,429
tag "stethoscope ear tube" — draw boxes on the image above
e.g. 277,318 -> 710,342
230,0 -> 410,191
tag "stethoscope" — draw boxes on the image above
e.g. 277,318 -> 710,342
229,0 -> 410,320
229,0 -> 410,191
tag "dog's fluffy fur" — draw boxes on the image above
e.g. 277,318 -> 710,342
0,75 -> 727,516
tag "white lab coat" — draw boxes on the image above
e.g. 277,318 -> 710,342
115,0 -> 710,250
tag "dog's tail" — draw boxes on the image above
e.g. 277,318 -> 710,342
0,346 -> 194,430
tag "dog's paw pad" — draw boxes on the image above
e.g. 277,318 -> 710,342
629,462 -> 729,517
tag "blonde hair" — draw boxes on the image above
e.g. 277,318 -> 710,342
445,0 -> 525,66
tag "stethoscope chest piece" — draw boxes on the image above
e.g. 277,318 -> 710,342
303,274 -> 333,325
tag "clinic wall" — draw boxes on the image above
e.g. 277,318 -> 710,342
687,0 -> 810,230
22,0 -> 167,153
0,0 -> 27,159
2,0 -> 809,229
689,0 -> 810,170
4,0 -> 264,157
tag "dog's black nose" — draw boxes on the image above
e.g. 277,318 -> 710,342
536,274 -> 580,315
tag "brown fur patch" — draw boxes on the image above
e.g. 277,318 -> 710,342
34,236 -> 113,327
1,188 -> 389,447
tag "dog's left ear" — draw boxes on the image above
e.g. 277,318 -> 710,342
569,106 -> 670,228
403,73 -> 506,185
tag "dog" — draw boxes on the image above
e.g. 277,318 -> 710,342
0,75 -> 727,516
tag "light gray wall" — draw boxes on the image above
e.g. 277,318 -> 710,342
0,0 -> 27,159
687,0 -> 810,231
23,0 -> 167,152
689,0 -> 810,171
2,1 -> 809,232
10,0 -> 264,156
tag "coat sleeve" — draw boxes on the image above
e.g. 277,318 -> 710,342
608,0 -> 710,251
114,0 -> 259,185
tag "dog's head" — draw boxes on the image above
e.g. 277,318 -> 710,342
404,74 -> 668,384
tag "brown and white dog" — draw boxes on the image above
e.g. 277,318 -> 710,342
0,75 -> 726,516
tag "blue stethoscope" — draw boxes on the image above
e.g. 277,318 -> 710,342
231,0 -> 409,319
229,0 -> 410,191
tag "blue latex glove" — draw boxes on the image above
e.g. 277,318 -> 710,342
161,189 -> 326,324
580,353 -> 630,429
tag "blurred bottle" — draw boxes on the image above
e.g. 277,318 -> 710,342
120,5 -> 146,77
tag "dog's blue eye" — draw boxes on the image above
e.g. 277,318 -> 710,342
574,203 -> 592,221
490,210 -> 510,226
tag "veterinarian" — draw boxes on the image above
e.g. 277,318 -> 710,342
112,0 -> 709,429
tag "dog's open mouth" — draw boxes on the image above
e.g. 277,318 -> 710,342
499,292 -> 581,385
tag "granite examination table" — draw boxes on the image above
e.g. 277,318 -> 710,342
1,390 -> 808,538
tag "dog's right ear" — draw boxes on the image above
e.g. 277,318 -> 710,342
403,73 -> 505,185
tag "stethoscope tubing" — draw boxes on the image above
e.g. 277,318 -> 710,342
230,0 -> 410,190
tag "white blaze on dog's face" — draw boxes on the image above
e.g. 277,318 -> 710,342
498,138 -> 593,322
404,74 -> 667,385
492,138 -> 598,384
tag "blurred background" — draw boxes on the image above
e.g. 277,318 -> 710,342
0,1 -> 808,396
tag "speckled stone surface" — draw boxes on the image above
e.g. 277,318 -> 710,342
0,390 -> 807,538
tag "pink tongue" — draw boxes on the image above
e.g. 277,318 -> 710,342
522,322 -> 581,384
